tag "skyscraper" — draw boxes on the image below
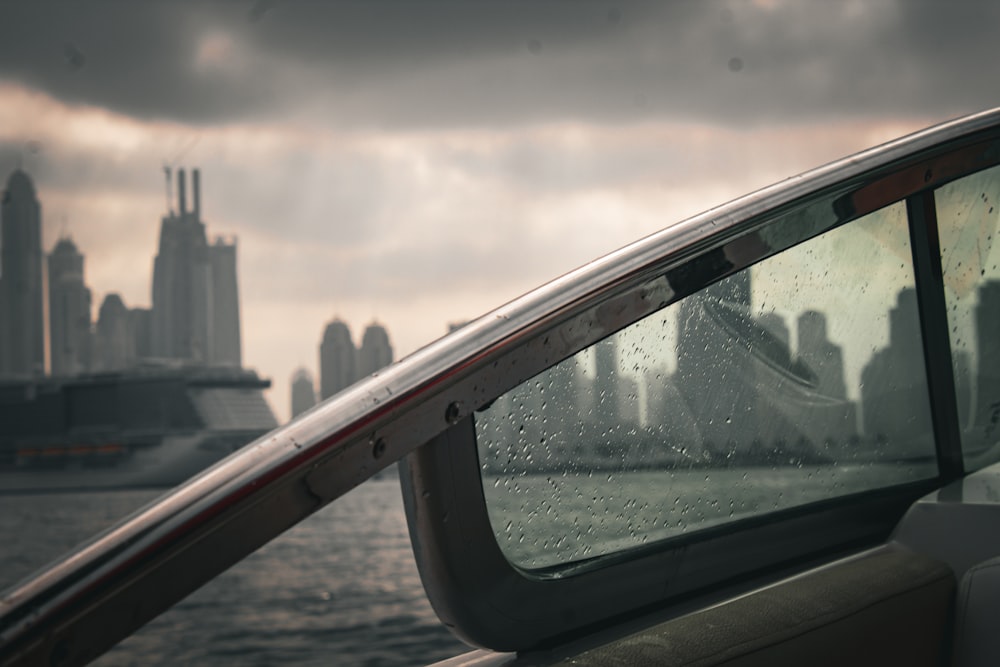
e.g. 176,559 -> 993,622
674,272 -> 754,452
95,293 -> 134,371
290,367 -> 317,419
151,167 -> 210,362
861,288 -> 933,445
48,237 -> 92,376
208,236 -> 241,366
758,312 -> 790,350
591,336 -> 634,424
0,169 -> 45,378
319,319 -> 358,400
795,310 -> 855,444
358,322 -> 393,377
150,168 -> 241,366
130,307 -> 153,362
797,310 -> 847,400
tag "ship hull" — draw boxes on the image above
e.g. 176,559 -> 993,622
0,366 -> 277,494
0,434 -> 253,494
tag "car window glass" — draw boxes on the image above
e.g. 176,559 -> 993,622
936,164 -> 1000,471
475,201 -> 938,570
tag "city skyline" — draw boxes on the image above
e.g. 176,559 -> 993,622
482,274 -> 1000,476
0,164 -> 427,425
5,161 -> 1000,442
0,166 -> 243,378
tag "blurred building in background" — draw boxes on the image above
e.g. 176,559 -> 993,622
319,319 -> 396,401
358,322 -> 393,378
290,367 -> 317,419
151,168 -> 242,367
48,237 -> 92,377
0,169 -> 44,378
319,319 -> 358,400
94,294 -> 134,371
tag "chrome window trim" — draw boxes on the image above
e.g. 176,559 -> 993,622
3,109 -> 1000,664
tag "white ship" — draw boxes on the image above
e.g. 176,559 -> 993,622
0,365 -> 277,493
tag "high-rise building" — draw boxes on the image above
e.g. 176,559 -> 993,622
208,236 -> 241,366
130,307 -> 153,362
151,168 -> 241,366
592,336 -> 633,424
151,167 -> 210,362
674,272 -> 755,452
95,293 -> 134,371
758,312 -> 790,350
358,322 -> 393,377
48,237 -> 92,376
797,311 -> 847,400
795,310 -> 855,444
861,288 -> 933,444
0,169 -> 45,378
290,367 -> 317,419
320,318 -> 358,399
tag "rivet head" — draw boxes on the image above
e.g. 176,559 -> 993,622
445,401 -> 463,424
372,437 -> 387,459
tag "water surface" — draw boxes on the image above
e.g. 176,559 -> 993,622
0,478 -> 470,666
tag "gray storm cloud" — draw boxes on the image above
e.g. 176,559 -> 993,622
0,1 -> 998,129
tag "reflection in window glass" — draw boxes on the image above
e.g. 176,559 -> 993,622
936,165 -> 1000,471
476,202 -> 938,570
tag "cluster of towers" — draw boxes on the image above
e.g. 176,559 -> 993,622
289,319 -> 395,418
0,167 -> 242,380
481,266 -> 1000,472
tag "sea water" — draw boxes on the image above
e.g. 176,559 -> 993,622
0,477 -> 470,666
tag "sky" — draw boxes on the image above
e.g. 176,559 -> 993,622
1,0 -> 999,421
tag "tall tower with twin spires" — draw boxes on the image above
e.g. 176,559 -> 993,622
150,168 -> 242,366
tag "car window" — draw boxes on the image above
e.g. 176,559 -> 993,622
475,200 -> 939,570
936,164 -> 1000,471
